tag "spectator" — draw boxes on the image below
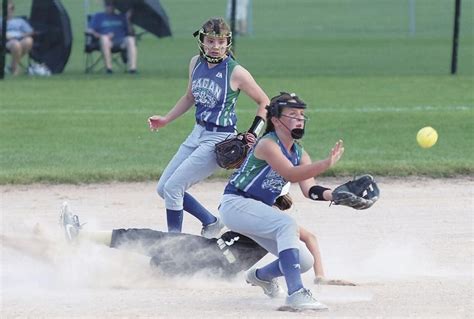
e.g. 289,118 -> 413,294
1,1 -> 34,76
226,0 -> 250,36
88,0 -> 137,74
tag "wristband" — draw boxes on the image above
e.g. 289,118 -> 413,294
308,185 -> 330,201
248,116 -> 265,137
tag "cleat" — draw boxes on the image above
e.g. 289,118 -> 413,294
278,288 -> 328,312
59,202 -> 81,242
201,217 -> 225,239
245,268 -> 283,298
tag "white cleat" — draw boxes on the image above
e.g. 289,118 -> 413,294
278,288 -> 328,312
59,202 -> 81,242
201,217 -> 225,239
245,268 -> 283,298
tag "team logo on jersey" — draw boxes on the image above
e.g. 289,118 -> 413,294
192,77 -> 223,108
216,72 -> 223,78
261,169 -> 286,193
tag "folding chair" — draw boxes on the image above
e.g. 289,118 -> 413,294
84,14 -> 128,73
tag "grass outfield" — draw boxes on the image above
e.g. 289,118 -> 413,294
1,75 -> 472,184
0,0 -> 473,183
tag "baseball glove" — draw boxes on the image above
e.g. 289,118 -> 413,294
215,133 -> 251,170
274,194 -> 293,211
331,174 -> 380,210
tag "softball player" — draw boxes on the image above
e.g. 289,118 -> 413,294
219,92 -> 344,311
50,203 -> 267,278
148,17 -> 269,238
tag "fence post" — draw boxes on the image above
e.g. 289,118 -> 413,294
451,0 -> 461,75
230,0 -> 236,52
1,0 -> 8,80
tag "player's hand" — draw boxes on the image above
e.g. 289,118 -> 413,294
327,140 -> 344,168
148,115 -> 167,131
242,132 -> 256,146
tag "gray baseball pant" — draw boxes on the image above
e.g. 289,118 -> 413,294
157,124 -> 233,211
219,193 -> 314,272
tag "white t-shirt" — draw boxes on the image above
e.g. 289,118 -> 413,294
0,17 -> 33,40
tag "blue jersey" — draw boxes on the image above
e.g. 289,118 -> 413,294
191,56 -> 240,128
224,132 -> 303,205
90,12 -> 127,40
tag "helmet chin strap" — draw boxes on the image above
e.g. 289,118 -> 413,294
278,119 -> 305,140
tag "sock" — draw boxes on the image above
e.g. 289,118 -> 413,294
81,231 -> 113,246
279,248 -> 303,295
256,259 -> 283,282
166,209 -> 183,232
183,192 -> 216,226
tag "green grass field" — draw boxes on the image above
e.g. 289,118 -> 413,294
1,0 -> 473,184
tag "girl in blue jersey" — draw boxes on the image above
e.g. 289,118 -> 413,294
219,92 -> 344,311
148,17 -> 269,238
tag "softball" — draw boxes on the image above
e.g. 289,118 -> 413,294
416,126 -> 438,148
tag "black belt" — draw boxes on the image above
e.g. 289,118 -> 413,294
224,185 -> 270,205
197,120 -> 235,133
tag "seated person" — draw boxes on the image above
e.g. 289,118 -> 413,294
0,1 -> 34,76
87,0 -> 137,74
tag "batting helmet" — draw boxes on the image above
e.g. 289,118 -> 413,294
264,92 -> 308,139
266,92 -> 307,119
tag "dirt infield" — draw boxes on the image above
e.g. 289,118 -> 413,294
1,177 -> 473,318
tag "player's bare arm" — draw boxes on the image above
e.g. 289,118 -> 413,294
298,226 -> 325,277
254,139 -> 344,183
148,56 -> 198,131
298,152 -> 333,201
230,65 -> 269,118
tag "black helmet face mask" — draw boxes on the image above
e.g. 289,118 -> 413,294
279,115 -> 306,139
193,28 -> 232,64
289,126 -> 305,139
